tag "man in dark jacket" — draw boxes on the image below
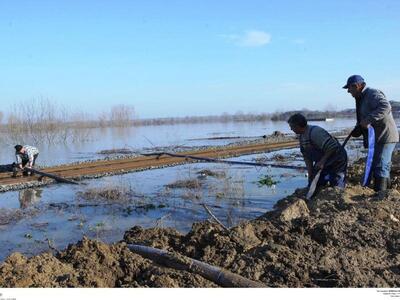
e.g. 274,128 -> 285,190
288,113 -> 348,189
343,75 -> 399,191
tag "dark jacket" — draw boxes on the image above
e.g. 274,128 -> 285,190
353,87 -> 399,148
300,125 -> 347,173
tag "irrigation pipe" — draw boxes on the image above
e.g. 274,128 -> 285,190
26,167 -> 80,185
142,152 -> 306,171
127,244 -> 265,287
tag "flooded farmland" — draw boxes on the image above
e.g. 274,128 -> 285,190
0,118 -> 358,261
0,119 -> 356,165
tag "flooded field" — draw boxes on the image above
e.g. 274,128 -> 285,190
0,118 -> 356,166
0,148 -> 308,261
0,119 -> 362,261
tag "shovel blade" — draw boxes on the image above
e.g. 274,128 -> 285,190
306,170 -> 322,200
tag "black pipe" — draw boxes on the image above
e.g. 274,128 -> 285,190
142,152 -> 306,170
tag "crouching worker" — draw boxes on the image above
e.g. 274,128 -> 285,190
288,113 -> 348,189
14,145 -> 39,176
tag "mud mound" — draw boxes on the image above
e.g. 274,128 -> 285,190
0,237 -> 216,287
120,185 -> 400,287
123,226 -> 183,251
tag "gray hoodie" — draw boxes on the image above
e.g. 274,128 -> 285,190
356,87 -> 399,145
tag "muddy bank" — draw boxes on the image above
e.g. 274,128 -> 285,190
1,153 -> 400,287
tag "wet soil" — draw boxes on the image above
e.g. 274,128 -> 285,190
1,152 -> 400,287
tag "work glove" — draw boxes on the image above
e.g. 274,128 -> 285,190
351,125 -> 362,137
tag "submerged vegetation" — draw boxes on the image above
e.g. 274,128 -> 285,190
165,179 -> 203,189
256,175 -> 279,187
76,187 -> 134,204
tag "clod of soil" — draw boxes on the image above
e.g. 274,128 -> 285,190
0,237 -> 216,287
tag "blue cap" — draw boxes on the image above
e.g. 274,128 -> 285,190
342,75 -> 365,89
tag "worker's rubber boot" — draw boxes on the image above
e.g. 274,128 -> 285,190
12,165 -> 18,178
374,177 -> 388,192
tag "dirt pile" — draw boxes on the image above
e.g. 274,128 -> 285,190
0,237 -> 216,287
1,154 -> 400,287
123,186 -> 400,287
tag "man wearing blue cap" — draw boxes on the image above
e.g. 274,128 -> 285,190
343,75 -> 399,191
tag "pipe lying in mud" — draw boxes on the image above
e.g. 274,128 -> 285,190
127,244 -> 265,288
143,152 -> 306,170
27,168 -> 80,185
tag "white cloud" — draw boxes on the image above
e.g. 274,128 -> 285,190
239,30 -> 271,47
222,30 -> 271,47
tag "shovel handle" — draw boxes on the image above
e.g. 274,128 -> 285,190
342,127 -> 356,147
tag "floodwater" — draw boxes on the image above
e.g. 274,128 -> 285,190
0,118 -> 363,261
0,118 -> 356,166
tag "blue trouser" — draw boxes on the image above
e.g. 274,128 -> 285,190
372,143 -> 397,178
318,168 -> 346,188
306,148 -> 348,188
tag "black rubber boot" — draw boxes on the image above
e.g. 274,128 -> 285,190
12,166 -> 18,178
374,177 -> 388,192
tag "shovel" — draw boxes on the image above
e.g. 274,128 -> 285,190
362,125 -> 375,186
306,169 -> 322,200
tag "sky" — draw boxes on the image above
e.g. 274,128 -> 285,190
0,0 -> 400,119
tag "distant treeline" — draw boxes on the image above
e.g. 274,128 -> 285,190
1,98 -> 399,145
270,100 -> 400,121
270,110 -> 337,121
132,112 -> 270,126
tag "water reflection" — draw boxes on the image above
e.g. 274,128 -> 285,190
18,189 -> 42,209
0,118 -> 360,166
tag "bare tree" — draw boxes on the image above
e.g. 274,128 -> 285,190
97,111 -> 109,128
5,97 -> 80,144
110,104 -> 135,127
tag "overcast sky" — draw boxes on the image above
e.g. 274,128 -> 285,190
1,0 -> 399,118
